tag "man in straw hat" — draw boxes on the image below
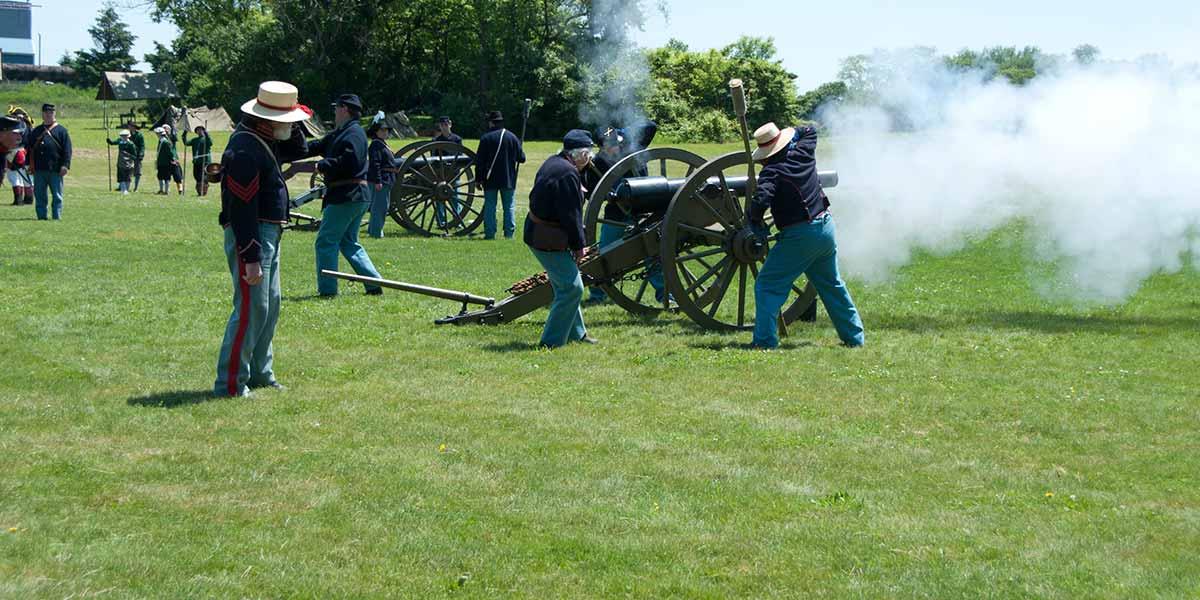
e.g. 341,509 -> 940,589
213,81 -> 312,397
747,122 -> 864,349
303,93 -> 384,296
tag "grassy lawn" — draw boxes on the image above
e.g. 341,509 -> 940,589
1,115 -> 1197,598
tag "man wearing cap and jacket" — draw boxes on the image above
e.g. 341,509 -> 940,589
213,81 -> 313,397
28,104 -> 72,220
523,129 -> 599,348
748,122 -> 864,349
475,110 -> 526,239
431,116 -> 464,228
303,93 -> 384,296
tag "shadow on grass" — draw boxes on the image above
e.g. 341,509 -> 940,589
688,339 -> 816,351
128,390 -> 223,408
482,340 -> 543,352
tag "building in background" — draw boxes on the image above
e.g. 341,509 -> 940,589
0,0 -> 35,65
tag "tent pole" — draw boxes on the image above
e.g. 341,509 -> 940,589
105,100 -> 112,191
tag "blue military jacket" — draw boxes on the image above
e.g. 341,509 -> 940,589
524,153 -> 586,251
28,122 -> 72,173
309,119 -> 369,205
367,138 -> 396,187
219,123 -> 308,263
748,125 -> 829,230
475,126 -> 526,191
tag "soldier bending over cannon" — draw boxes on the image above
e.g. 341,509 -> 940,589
523,130 -> 599,348
748,122 -> 865,349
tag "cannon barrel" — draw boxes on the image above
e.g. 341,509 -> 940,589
612,170 -> 838,214
400,153 -> 474,172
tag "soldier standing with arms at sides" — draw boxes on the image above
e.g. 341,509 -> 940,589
213,81 -> 313,397
474,110 -> 525,239
365,117 -> 395,239
127,121 -> 145,192
523,130 -> 599,348
105,129 -> 137,195
153,127 -> 178,195
747,122 -> 864,349
183,125 -> 214,196
28,104 -> 72,220
306,94 -> 384,296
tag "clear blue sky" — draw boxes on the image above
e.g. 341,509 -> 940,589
39,0 -> 1200,91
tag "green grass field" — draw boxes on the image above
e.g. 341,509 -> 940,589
1,115 -> 1197,598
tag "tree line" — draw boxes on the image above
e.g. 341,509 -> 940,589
60,2 -> 1106,140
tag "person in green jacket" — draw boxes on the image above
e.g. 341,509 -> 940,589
154,127 -> 179,196
126,121 -> 145,192
105,129 -> 138,194
182,125 -> 213,196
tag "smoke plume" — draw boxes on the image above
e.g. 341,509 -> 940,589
824,52 -> 1200,302
577,0 -> 655,148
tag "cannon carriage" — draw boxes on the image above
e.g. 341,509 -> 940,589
279,139 -> 483,236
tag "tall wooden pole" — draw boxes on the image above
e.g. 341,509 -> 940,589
104,99 -> 112,191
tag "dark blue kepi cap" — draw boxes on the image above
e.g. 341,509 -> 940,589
563,129 -> 595,150
0,116 -> 22,132
333,94 -> 363,111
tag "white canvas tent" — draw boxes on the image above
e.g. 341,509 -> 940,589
180,106 -> 234,133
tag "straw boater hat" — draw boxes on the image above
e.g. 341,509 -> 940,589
751,122 -> 796,162
241,81 -> 310,123
118,130 -> 130,137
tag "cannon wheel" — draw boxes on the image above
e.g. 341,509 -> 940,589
660,151 -> 818,331
386,140 -> 436,233
584,147 -> 706,315
391,141 -> 483,237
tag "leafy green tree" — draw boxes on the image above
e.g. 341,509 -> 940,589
60,3 -> 138,89
797,81 -> 847,121
1073,44 -> 1100,66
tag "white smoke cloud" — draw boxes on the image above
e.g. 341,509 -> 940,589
577,0 -> 654,146
825,53 -> 1200,302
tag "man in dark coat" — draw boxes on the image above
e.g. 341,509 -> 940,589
127,121 -> 145,192
474,110 -> 526,239
523,129 -> 598,348
580,121 -> 667,305
305,93 -> 384,296
27,104 -> 72,220
183,125 -> 214,196
213,81 -> 313,397
431,116 -> 463,144
747,122 -> 864,349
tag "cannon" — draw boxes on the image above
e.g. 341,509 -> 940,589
324,146 -> 837,331
276,139 -> 481,235
325,80 -> 832,332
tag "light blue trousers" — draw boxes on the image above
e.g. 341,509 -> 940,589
214,223 -> 282,396
483,188 -> 516,239
33,171 -> 64,220
316,197 -> 383,296
531,248 -> 588,348
753,215 -> 865,348
588,221 -> 666,302
367,184 -> 392,238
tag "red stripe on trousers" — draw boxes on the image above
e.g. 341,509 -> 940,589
227,258 -> 252,396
